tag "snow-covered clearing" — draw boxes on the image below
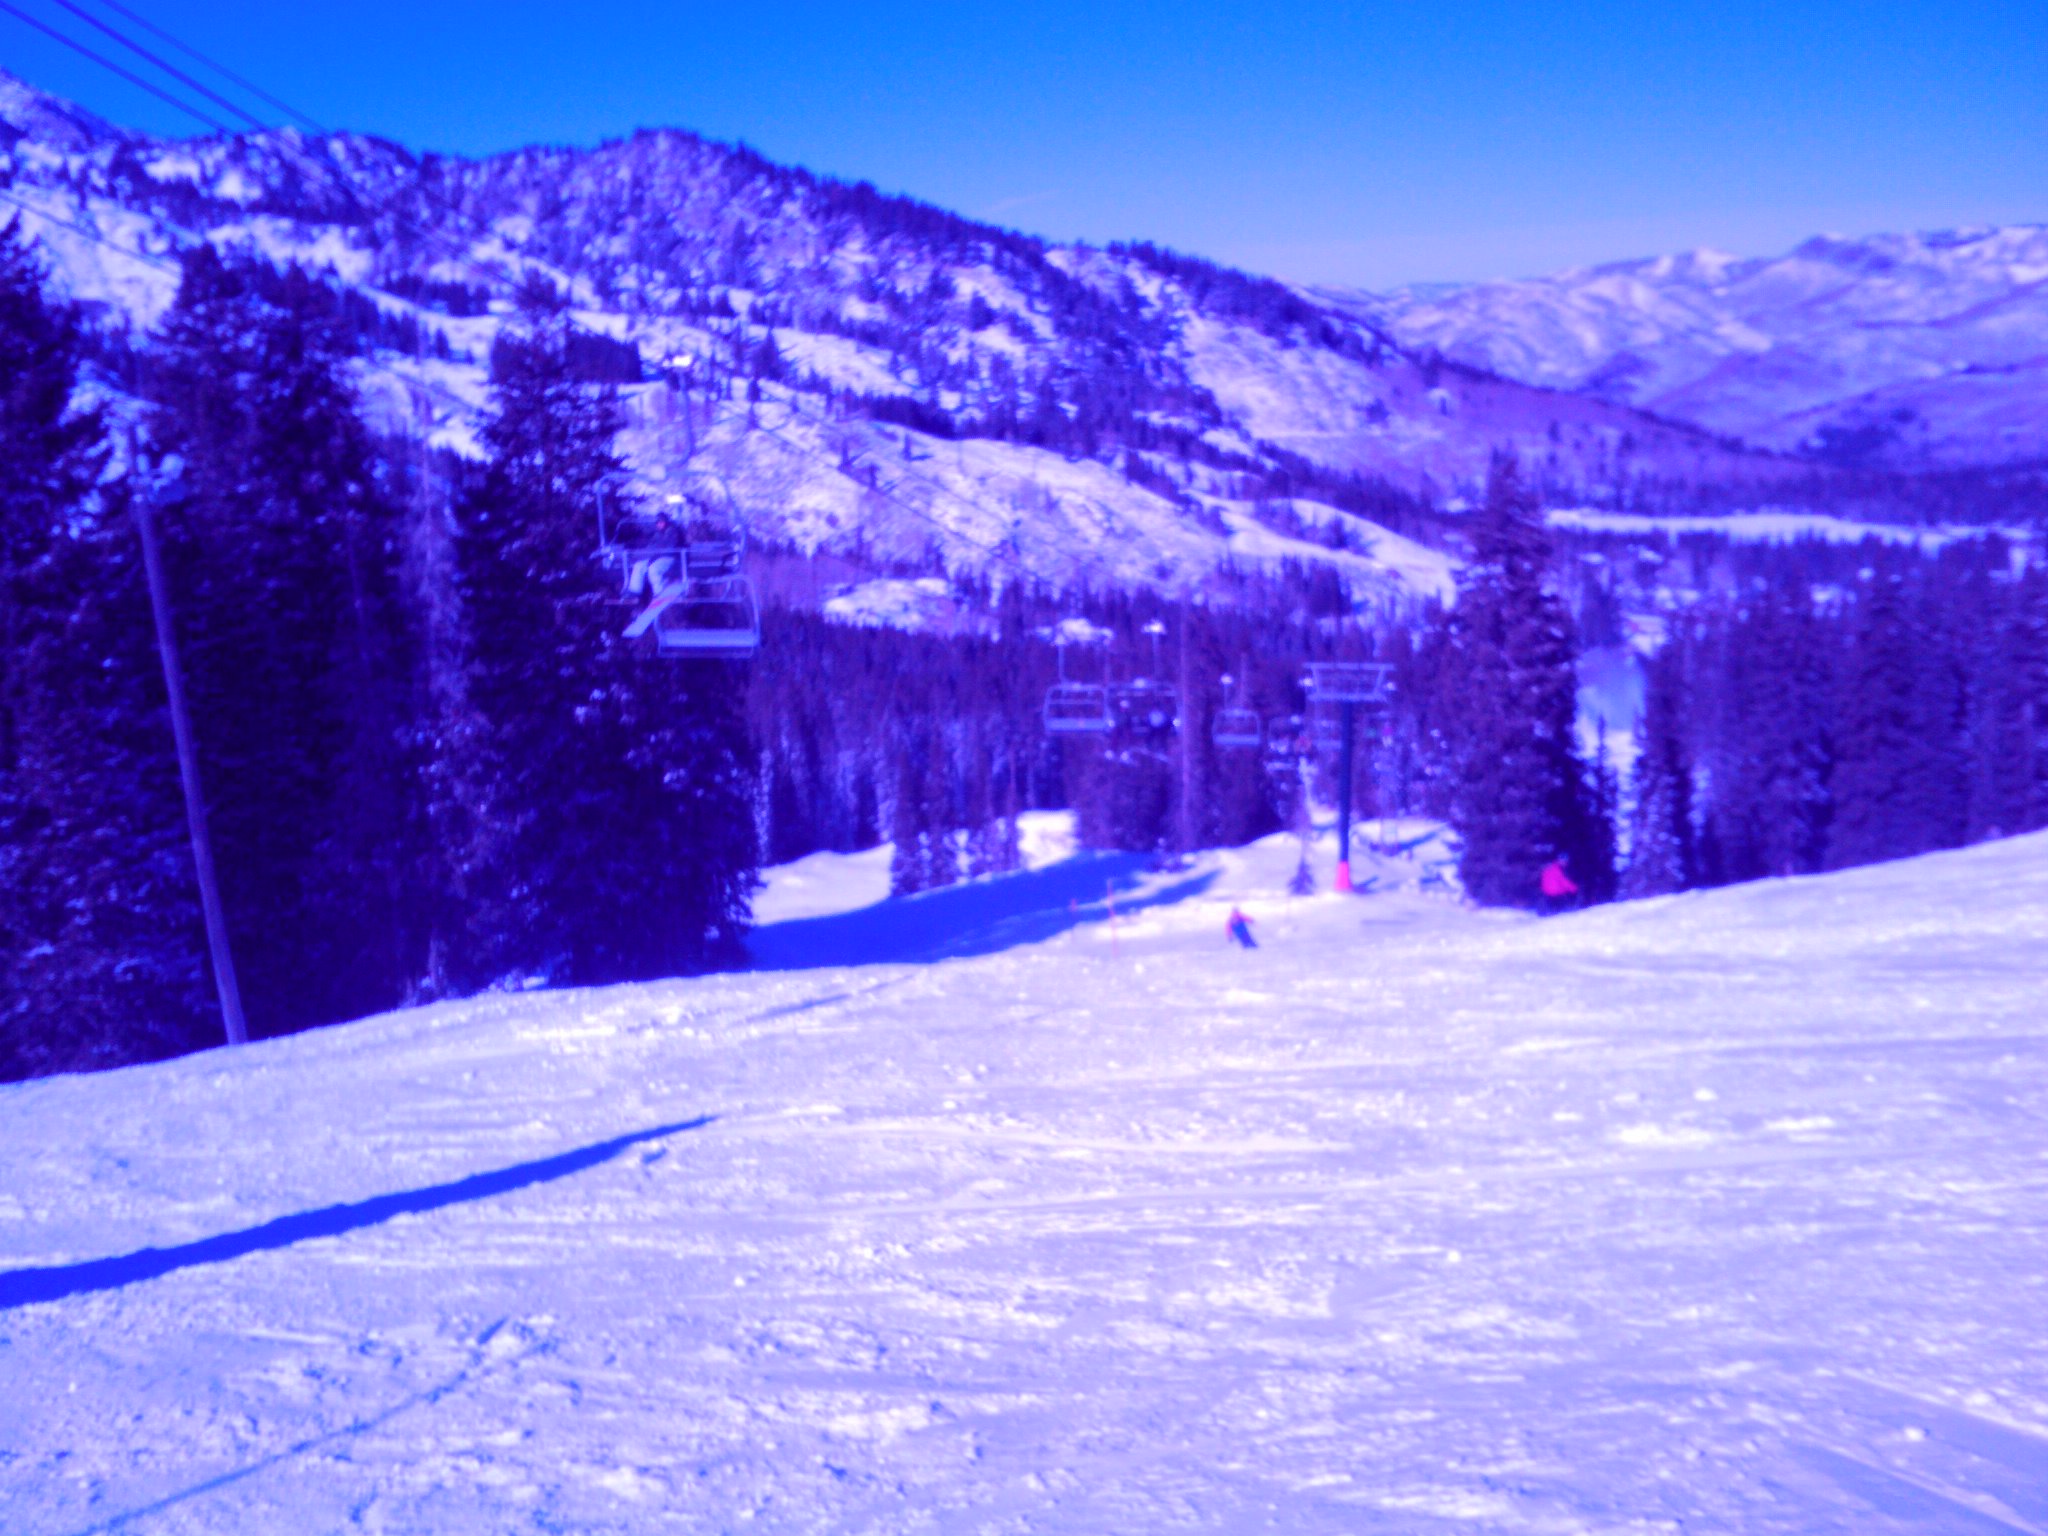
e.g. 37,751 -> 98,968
1547,507 -> 2033,552
4,826 -> 2046,1533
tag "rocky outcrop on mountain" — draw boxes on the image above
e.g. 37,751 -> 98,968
4,67 -> 2021,594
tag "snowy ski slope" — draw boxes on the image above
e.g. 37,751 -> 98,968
3,826 -> 2046,1533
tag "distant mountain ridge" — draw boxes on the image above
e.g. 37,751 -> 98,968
1329,226 -> 2048,471
2,66 -> 2036,597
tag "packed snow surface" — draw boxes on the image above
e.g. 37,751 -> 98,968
4,825 -> 2047,1532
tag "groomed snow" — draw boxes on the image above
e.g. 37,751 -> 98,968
3,826 -> 2046,1532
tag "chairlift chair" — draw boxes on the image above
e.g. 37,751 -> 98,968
1043,634 -> 1114,734
1264,714 -> 1307,774
1212,706 -> 1263,749
1110,679 -> 1179,735
1044,683 -> 1115,734
1212,672 -> 1261,750
651,575 -> 761,658
683,510 -> 745,580
603,507 -> 690,600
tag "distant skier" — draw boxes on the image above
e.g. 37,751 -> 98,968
1539,857 -> 1579,915
1226,906 -> 1257,949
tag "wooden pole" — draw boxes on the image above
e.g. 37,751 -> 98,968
135,482 -> 248,1046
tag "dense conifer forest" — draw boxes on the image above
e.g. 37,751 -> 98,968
3,225 -> 2044,1082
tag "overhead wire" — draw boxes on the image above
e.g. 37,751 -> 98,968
0,184 -> 182,271
9,0 -> 1110,590
0,0 -> 230,132
74,0 -> 324,131
47,0 -> 269,133
24,0 -> 485,269
0,183 -> 489,433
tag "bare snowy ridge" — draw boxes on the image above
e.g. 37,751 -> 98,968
0,65 -> 1883,614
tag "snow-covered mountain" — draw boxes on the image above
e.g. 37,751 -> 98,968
1338,226 -> 2048,470
5,817 -> 2044,1530
3,68 -> 1836,600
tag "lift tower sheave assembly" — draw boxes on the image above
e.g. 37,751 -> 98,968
1304,662 -> 1394,894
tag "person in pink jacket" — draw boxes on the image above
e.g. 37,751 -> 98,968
1539,857 -> 1579,914
1226,906 -> 1257,949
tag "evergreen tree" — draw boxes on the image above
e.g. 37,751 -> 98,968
1622,645 -> 1696,897
1962,564 -> 2047,842
1830,572 -> 1966,869
455,276 -> 755,982
1,222 -> 208,1077
1698,584 -> 1834,882
144,247 -> 415,1036
889,720 -> 933,897
1440,456 -> 1609,907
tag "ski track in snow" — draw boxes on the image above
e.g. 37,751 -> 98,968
3,829 -> 2046,1533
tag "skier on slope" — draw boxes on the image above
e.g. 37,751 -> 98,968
1539,856 -> 1579,915
1227,906 -> 1257,949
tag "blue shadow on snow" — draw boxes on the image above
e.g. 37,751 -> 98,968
0,1116 -> 711,1312
748,851 -> 1218,970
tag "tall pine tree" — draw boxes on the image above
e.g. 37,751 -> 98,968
144,248 -> 416,1037
1439,455 -> 1610,907
455,276 -> 755,983
1622,643 -> 1696,896
1,221 -> 209,1078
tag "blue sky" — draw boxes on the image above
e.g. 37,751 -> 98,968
5,0 -> 2042,287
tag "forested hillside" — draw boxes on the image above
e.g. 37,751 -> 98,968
3,65 -> 2045,1084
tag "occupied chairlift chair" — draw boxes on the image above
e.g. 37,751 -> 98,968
1264,714 -> 1308,776
1111,619 -> 1180,735
608,492 -> 762,659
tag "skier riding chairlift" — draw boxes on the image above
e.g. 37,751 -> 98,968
626,510 -> 682,596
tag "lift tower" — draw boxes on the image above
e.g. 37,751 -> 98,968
1304,662 -> 1393,893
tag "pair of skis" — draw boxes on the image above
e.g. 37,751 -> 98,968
621,579 -> 688,640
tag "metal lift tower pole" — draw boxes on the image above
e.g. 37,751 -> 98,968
1335,699 -> 1357,893
1307,661 -> 1389,897
136,481 -> 248,1046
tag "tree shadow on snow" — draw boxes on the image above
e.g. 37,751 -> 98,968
747,852 -> 1218,971
0,1116 -> 711,1313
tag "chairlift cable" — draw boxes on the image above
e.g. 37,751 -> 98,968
0,186 -> 182,272
47,0 -> 272,133
76,0 -> 325,132
21,0 -> 1122,600
24,0 -> 489,269
16,2 -> 1113,610
0,0 -> 231,132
